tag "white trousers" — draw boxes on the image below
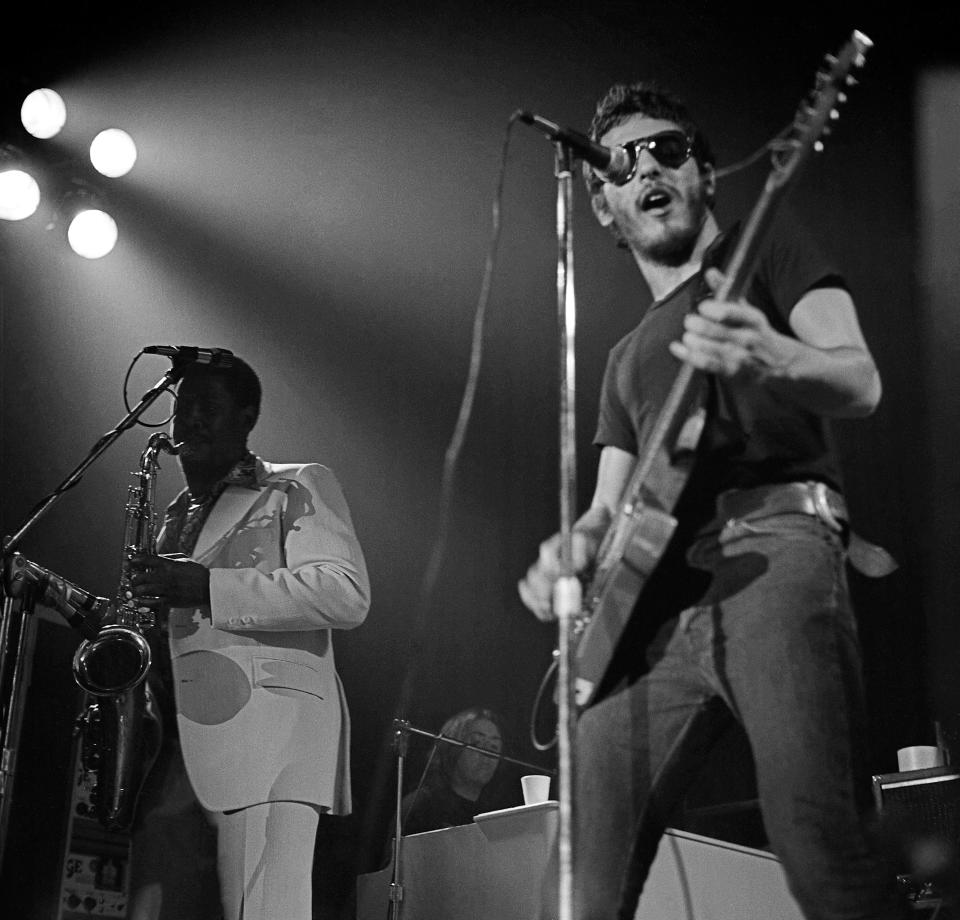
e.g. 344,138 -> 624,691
212,801 -> 320,920
129,740 -> 320,920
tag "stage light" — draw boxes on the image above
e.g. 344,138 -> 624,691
89,129 -> 137,178
52,182 -> 118,259
67,208 -> 118,259
0,169 -> 41,221
0,148 -> 40,220
21,89 -> 67,140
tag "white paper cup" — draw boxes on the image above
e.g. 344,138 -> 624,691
521,774 -> 551,805
897,745 -> 944,771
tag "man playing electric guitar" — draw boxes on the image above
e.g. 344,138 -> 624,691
518,82 -> 908,920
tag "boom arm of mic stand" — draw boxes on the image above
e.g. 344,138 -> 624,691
2,364 -> 186,559
398,721 -> 557,775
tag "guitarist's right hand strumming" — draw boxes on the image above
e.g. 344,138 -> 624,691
518,445 -> 635,622
518,510 -> 608,623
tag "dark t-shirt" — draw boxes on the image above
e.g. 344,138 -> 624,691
400,784 -> 480,835
595,212 -> 847,538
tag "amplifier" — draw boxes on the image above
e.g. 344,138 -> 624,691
872,764 -> 960,888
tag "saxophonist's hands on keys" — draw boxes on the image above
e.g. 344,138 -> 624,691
128,553 -> 211,609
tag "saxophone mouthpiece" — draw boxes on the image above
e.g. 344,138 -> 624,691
145,432 -> 181,455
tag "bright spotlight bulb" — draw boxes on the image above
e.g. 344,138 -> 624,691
21,89 -> 67,139
0,170 -> 41,220
89,129 -> 137,178
67,209 -> 118,259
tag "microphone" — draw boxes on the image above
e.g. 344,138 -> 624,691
4,554 -> 108,640
516,110 -> 636,185
143,345 -> 234,366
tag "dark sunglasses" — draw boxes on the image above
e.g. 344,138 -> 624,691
602,130 -> 694,183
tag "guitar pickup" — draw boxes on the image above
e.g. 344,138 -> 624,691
622,508 -> 678,575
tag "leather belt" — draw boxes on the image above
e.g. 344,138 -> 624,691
717,481 -> 847,531
715,481 -> 897,578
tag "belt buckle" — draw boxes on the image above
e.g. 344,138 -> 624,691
810,482 -> 843,531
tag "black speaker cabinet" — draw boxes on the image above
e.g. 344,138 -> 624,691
872,764 -> 960,888
0,617 -> 84,918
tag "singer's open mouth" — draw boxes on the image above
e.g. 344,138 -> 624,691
640,188 -> 672,211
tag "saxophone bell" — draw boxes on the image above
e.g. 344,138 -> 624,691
73,624 -> 153,695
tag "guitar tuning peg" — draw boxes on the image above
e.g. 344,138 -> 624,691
821,125 -> 833,136
829,109 -> 840,120
814,141 -> 825,153
845,75 -> 859,87
838,92 -> 848,104
823,53 -> 838,67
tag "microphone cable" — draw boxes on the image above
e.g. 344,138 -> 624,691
360,110 -> 523,865
393,110 -> 523,717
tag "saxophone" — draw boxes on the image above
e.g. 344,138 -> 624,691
70,431 -> 179,830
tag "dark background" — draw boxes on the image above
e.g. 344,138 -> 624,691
2,2 -> 958,917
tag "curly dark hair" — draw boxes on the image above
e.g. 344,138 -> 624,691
584,80 -> 715,197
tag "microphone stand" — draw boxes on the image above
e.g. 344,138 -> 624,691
552,141 -> 580,920
2,362 -> 187,557
387,721 -> 407,920
397,720 -> 558,775
386,719 -> 557,919
0,357 -> 190,871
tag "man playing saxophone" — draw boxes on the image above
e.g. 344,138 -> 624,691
126,355 -> 370,920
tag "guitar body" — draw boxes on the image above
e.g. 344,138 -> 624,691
574,401 -> 706,708
574,504 -> 677,706
568,31 -> 872,711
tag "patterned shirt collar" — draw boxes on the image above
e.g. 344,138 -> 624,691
159,451 -> 263,557
220,451 -> 262,491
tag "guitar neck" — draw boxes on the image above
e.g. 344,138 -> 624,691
715,181 -> 783,302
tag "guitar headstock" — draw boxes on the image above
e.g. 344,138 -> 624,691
769,30 -> 872,186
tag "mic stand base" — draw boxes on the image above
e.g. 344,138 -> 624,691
387,720 -> 409,920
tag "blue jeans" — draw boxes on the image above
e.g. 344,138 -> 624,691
570,506 -> 907,920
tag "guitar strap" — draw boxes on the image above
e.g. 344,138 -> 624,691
689,223 -> 751,468
691,221 -> 742,307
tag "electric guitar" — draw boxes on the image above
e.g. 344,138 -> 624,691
571,30 -> 873,708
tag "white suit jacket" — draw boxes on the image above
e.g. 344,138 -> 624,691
163,459 -> 369,815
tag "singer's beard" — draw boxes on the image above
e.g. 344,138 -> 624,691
630,183 -> 711,268
642,223 -> 702,267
